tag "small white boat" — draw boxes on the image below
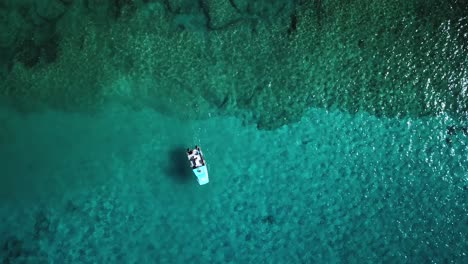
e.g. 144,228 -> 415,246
187,146 -> 209,185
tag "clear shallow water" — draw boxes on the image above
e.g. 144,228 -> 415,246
0,0 -> 467,263
0,103 -> 466,263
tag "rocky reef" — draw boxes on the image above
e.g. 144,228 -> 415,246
0,0 -> 467,128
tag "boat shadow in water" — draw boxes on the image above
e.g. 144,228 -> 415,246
165,147 -> 193,183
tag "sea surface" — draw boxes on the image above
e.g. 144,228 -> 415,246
1,103 -> 466,263
0,0 -> 467,263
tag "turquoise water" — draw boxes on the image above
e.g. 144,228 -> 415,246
1,0 -> 467,263
1,103 -> 466,263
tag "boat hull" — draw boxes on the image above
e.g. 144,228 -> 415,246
193,165 -> 209,185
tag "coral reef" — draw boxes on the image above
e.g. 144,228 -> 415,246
0,0 -> 466,128
1,236 -> 24,264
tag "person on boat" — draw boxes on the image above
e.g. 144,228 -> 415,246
190,157 -> 198,169
186,146 -> 205,168
194,156 -> 204,167
187,155 -> 198,169
195,146 -> 206,166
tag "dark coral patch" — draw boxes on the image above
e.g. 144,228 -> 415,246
261,215 -> 275,224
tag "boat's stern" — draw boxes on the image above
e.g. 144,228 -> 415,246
193,166 -> 209,185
